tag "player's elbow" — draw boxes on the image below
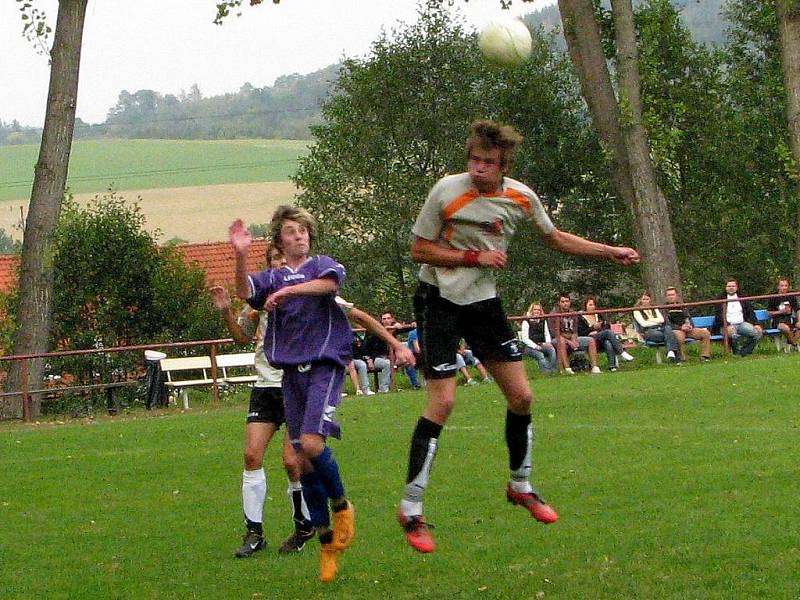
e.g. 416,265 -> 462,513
410,239 -> 427,263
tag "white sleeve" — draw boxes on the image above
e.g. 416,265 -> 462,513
519,321 -> 540,350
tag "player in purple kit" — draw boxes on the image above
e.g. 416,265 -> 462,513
230,206 -> 355,583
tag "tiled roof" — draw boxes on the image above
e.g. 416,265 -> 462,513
0,239 -> 269,294
0,255 -> 20,294
172,239 -> 270,287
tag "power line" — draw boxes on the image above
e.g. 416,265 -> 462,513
0,157 -> 302,190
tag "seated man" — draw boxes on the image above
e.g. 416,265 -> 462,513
664,287 -> 711,362
713,278 -> 763,356
520,302 -> 558,373
456,339 -> 493,385
350,335 -> 374,395
633,290 -> 681,363
766,277 -> 799,349
548,293 -> 601,375
353,330 -> 392,393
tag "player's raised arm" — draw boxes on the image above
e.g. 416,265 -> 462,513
230,219 -> 254,299
542,228 -> 640,266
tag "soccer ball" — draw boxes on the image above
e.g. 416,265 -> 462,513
478,19 -> 532,67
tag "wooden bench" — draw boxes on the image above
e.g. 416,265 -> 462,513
160,353 -> 258,409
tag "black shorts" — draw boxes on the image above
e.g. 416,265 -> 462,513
414,282 -> 523,380
246,386 -> 285,425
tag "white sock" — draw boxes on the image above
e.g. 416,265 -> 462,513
509,480 -> 533,494
242,468 -> 266,525
400,499 -> 423,517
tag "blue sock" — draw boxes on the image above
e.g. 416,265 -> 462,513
299,471 -> 329,528
310,447 -> 346,501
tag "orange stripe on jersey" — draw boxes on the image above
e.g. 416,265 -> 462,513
503,188 -> 532,214
442,190 -> 480,221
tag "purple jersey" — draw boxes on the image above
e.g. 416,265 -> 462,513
247,255 -> 353,368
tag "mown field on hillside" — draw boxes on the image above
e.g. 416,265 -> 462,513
1,354 -> 798,599
0,139 -> 308,242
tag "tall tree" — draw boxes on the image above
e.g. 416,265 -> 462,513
557,0 -> 681,299
2,0 -> 88,419
776,0 -> 800,282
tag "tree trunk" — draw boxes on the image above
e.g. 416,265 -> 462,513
776,0 -> 800,284
1,0 -> 89,420
557,0 -> 681,300
611,0 -> 681,299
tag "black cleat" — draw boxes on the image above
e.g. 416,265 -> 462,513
234,530 -> 265,558
278,528 -> 315,554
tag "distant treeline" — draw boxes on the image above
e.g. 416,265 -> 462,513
1,0 -> 727,146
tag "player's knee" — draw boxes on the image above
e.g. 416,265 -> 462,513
508,391 -> 533,413
243,448 -> 263,471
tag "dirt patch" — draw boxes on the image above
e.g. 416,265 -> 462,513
0,181 -> 298,243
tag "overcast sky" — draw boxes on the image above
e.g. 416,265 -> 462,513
1,0 -> 555,127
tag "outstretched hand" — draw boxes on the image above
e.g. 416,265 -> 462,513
608,246 -> 640,266
229,219 -> 252,254
209,285 -> 231,310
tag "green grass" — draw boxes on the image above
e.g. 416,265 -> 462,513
1,354 -> 799,599
0,139 -> 309,202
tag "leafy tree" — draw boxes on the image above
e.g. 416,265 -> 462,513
294,2 -> 623,317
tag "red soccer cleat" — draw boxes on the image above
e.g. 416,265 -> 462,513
506,484 -> 559,524
397,510 -> 436,553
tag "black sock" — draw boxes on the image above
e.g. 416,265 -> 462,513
318,530 -> 334,545
505,410 -> 531,472
406,417 -> 443,483
245,518 -> 263,536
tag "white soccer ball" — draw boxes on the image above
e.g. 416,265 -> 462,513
478,19 -> 533,67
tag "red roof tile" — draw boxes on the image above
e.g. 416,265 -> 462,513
171,239 -> 270,288
0,239 -> 269,294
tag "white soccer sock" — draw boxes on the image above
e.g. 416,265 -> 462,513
242,468 -> 267,525
509,423 -> 533,494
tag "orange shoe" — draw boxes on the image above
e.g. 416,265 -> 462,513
397,510 -> 436,553
506,484 -> 559,524
319,543 -> 339,583
332,501 -> 355,551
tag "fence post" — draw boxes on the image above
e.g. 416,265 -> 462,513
210,343 -> 219,403
21,358 -> 31,423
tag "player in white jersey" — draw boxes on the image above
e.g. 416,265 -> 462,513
398,120 -> 640,553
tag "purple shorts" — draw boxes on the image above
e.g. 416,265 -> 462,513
281,362 -> 345,442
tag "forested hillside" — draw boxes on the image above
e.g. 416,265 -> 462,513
0,0 -> 728,145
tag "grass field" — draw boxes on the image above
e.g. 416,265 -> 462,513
1,354 -> 798,599
0,139 -> 308,202
0,139 -> 308,242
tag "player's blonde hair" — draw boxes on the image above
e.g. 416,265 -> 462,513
465,119 -> 524,169
270,205 -> 317,250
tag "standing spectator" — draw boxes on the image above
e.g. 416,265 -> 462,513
664,287 -> 712,362
766,277 -> 799,349
712,279 -> 763,356
633,291 -> 681,363
520,302 -> 558,373
548,293 -> 601,375
578,296 -> 635,372
404,326 -> 423,389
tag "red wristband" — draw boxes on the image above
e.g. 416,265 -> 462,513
463,250 -> 480,267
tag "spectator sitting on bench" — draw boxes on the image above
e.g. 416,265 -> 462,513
520,302 -> 558,374
456,339 -> 494,385
548,293 -> 601,375
713,278 -> 763,356
633,290 -> 681,364
578,296 -> 634,372
766,277 -> 799,350
664,287 -> 712,362
354,330 -> 392,393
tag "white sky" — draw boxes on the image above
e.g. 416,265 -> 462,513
1,0 -> 555,127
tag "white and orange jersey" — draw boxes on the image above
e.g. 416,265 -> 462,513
412,173 -> 554,305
